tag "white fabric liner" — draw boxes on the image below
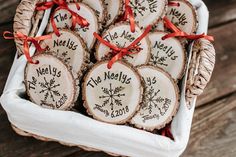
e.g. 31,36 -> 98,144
0,0 -> 209,156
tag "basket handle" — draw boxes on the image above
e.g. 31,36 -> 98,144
14,0 -> 44,56
186,39 -> 216,108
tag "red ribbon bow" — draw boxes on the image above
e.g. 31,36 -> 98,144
162,16 -> 214,41
122,0 -> 136,32
36,0 -> 89,36
3,31 -> 52,64
94,25 -> 152,69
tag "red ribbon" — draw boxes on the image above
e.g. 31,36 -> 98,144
122,0 -> 136,32
36,0 -> 89,36
162,16 -> 214,41
94,25 -> 152,69
3,31 -> 52,64
168,1 -> 180,7
161,124 -> 174,140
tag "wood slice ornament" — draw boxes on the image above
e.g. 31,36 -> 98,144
166,0 -> 198,34
14,0 -> 45,56
46,3 -> 99,50
152,21 -> 165,31
148,31 -> 186,80
83,60 -> 143,124
131,65 -> 179,131
82,0 -> 107,28
95,22 -> 151,66
25,54 -> 76,110
40,29 -> 90,79
129,0 -> 167,29
104,0 -> 123,27
40,29 -> 90,98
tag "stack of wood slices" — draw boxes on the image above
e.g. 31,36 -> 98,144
24,0 -> 202,133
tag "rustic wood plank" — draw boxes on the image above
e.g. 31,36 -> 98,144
183,92 -> 236,157
0,23 -> 16,95
203,0 -> 236,28
196,20 -> 236,107
65,151 -> 111,157
0,0 -> 19,24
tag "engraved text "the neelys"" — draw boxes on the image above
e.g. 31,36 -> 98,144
36,65 -> 61,78
169,8 -> 188,26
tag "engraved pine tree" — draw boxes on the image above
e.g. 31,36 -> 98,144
150,51 -> 168,67
99,83 -> 126,110
39,77 -> 61,102
130,0 -> 147,17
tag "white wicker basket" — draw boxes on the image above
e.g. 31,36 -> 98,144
0,0 -> 215,156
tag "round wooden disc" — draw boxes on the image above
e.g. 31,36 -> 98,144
148,31 -> 186,80
41,29 -> 89,79
166,0 -> 198,34
95,22 -> 151,66
82,0 -> 107,27
82,60 -> 143,124
131,65 -> 179,131
129,0 -> 167,29
46,3 -> 99,50
152,21 -> 165,31
25,54 -> 76,110
104,0 -> 123,26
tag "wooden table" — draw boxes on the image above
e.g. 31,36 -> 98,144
0,0 -> 236,156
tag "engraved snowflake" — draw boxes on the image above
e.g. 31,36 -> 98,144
143,86 -> 171,116
99,83 -> 126,110
130,0 -> 147,17
150,52 -> 168,67
61,50 -> 71,65
39,77 -> 61,102
143,86 -> 161,114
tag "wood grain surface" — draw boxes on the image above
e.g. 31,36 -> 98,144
0,0 -> 236,156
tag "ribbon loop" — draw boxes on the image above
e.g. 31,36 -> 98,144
123,0 -> 136,33
163,16 -> 214,41
36,0 -> 89,36
3,31 -> 52,64
168,1 -> 180,7
94,25 -> 151,69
